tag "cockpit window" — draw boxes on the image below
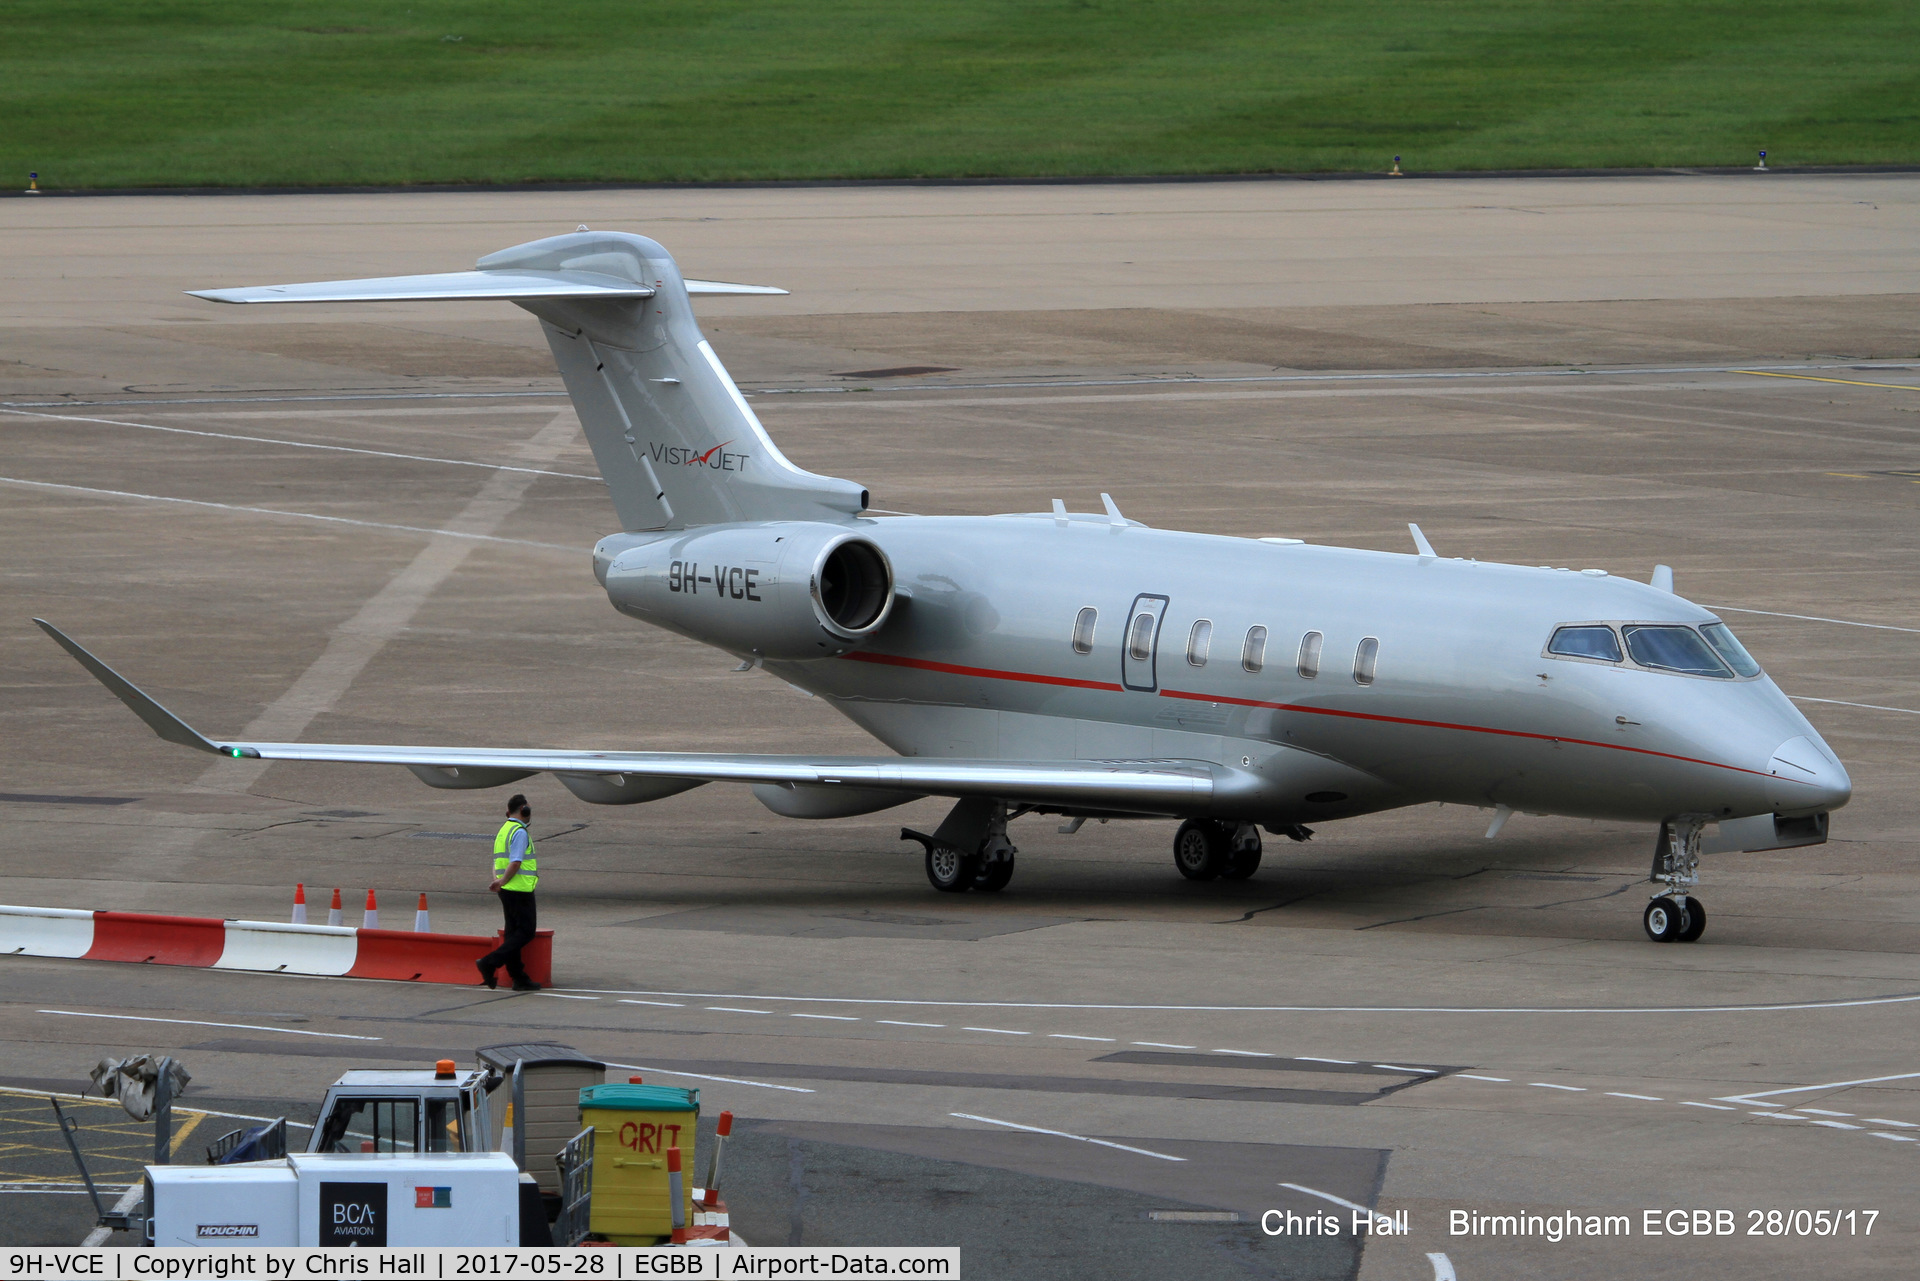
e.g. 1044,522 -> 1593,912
1547,625 -> 1622,663
1700,622 -> 1762,678
1623,625 -> 1732,678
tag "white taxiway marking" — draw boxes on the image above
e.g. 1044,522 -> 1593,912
1298,1057 -> 1357,1065
573,987 -> 1920,1015
1215,1049 -> 1273,1057
792,1013 -> 860,1021
1374,1064 -> 1436,1074
879,1020 -> 945,1028
1133,1042 -> 1196,1050
0,408 -> 601,481
619,999 -> 685,1007
1460,1075 -> 1510,1082
1865,1118 -> 1917,1127
1427,1253 -> 1458,1281
538,993 -> 598,1000
1808,1120 -> 1864,1130
1719,1070 -> 1920,1106
1530,1083 -> 1586,1091
950,1112 -> 1184,1162
38,1009 -> 379,1039
1607,1092 -> 1663,1101
1049,1034 -> 1116,1042
0,476 -> 573,550
1872,1132 -> 1916,1142
1712,606 -> 1920,636
1277,1182 -> 1393,1229
1679,1102 -> 1736,1111
1800,1108 -> 1853,1117
1790,696 -> 1920,715
606,1062 -> 814,1093
707,1007 -> 773,1015
1752,1112 -> 1806,1120
964,1027 -> 1030,1035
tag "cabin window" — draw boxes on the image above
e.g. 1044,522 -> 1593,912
1128,611 -> 1157,661
1242,626 -> 1268,673
1297,631 -> 1322,679
1353,636 -> 1379,685
1072,607 -> 1097,654
1187,619 -> 1212,667
1624,625 -> 1732,678
1700,622 -> 1762,677
1548,625 -> 1623,663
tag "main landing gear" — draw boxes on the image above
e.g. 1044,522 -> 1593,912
1644,816 -> 1710,943
904,798 -> 1017,893
1172,819 -> 1265,881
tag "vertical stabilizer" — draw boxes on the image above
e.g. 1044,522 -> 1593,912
477,232 -> 866,531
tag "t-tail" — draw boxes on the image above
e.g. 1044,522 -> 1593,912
190,230 -> 867,531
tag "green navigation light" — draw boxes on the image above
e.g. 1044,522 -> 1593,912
230,747 -> 244,758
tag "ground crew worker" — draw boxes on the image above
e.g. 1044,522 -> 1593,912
477,794 -> 541,991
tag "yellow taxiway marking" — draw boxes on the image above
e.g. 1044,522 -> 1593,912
1737,370 -> 1920,391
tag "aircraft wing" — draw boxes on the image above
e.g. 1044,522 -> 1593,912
188,270 -> 787,305
36,620 -> 1218,812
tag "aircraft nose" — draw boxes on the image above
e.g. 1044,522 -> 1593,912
1766,735 -> 1852,814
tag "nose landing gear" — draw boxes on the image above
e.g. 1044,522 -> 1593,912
1645,817 -> 1710,942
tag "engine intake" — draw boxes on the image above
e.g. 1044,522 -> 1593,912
600,521 -> 896,660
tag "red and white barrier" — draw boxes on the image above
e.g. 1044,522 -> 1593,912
0,903 -> 552,986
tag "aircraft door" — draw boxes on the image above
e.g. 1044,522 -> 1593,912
1121,594 -> 1170,692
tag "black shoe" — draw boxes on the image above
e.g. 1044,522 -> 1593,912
476,962 -> 497,989
511,980 -> 542,992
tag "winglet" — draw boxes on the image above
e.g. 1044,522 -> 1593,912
33,620 -> 227,755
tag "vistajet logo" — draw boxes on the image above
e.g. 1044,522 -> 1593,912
650,440 -> 750,472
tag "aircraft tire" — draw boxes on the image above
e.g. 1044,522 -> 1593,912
926,844 -> 978,892
974,856 -> 1015,893
1174,819 -> 1227,881
1643,896 -> 1684,942
1223,846 -> 1262,880
1676,898 -> 1706,942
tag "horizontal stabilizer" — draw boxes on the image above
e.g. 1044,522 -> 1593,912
189,270 -> 786,305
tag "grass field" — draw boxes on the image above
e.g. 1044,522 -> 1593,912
5,1 -> 1918,189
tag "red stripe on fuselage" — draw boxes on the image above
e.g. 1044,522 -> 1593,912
1157,687 -> 1775,780
843,650 -> 1125,692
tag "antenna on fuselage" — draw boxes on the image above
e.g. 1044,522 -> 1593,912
1651,564 -> 1675,593
1484,804 -> 1514,839
1099,493 -> 1126,529
1408,523 -> 1437,561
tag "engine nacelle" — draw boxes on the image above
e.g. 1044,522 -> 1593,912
600,522 -> 895,660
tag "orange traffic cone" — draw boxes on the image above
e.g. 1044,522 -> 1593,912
363,888 -> 379,930
327,888 -> 343,927
413,893 -> 430,933
291,883 -> 307,925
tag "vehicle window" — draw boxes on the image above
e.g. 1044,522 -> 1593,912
1297,631 -> 1322,680
1242,626 -> 1267,673
1700,622 -> 1762,677
1071,607 -> 1097,655
1548,625 -> 1623,663
424,1098 -> 460,1153
1128,611 -> 1156,661
316,1098 -> 418,1154
1186,619 -> 1212,667
1353,636 -> 1379,686
1624,625 -> 1732,678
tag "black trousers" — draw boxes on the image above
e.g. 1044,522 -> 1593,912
479,889 -> 537,984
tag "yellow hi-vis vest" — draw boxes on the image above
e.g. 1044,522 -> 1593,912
493,820 -> 539,892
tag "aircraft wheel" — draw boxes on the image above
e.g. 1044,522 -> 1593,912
926,844 -> 978,892
973,856 -> 1015,893
1174,819 -> 1228,881
1676,897 -> 1706,942
1643,896 -> 1684,942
